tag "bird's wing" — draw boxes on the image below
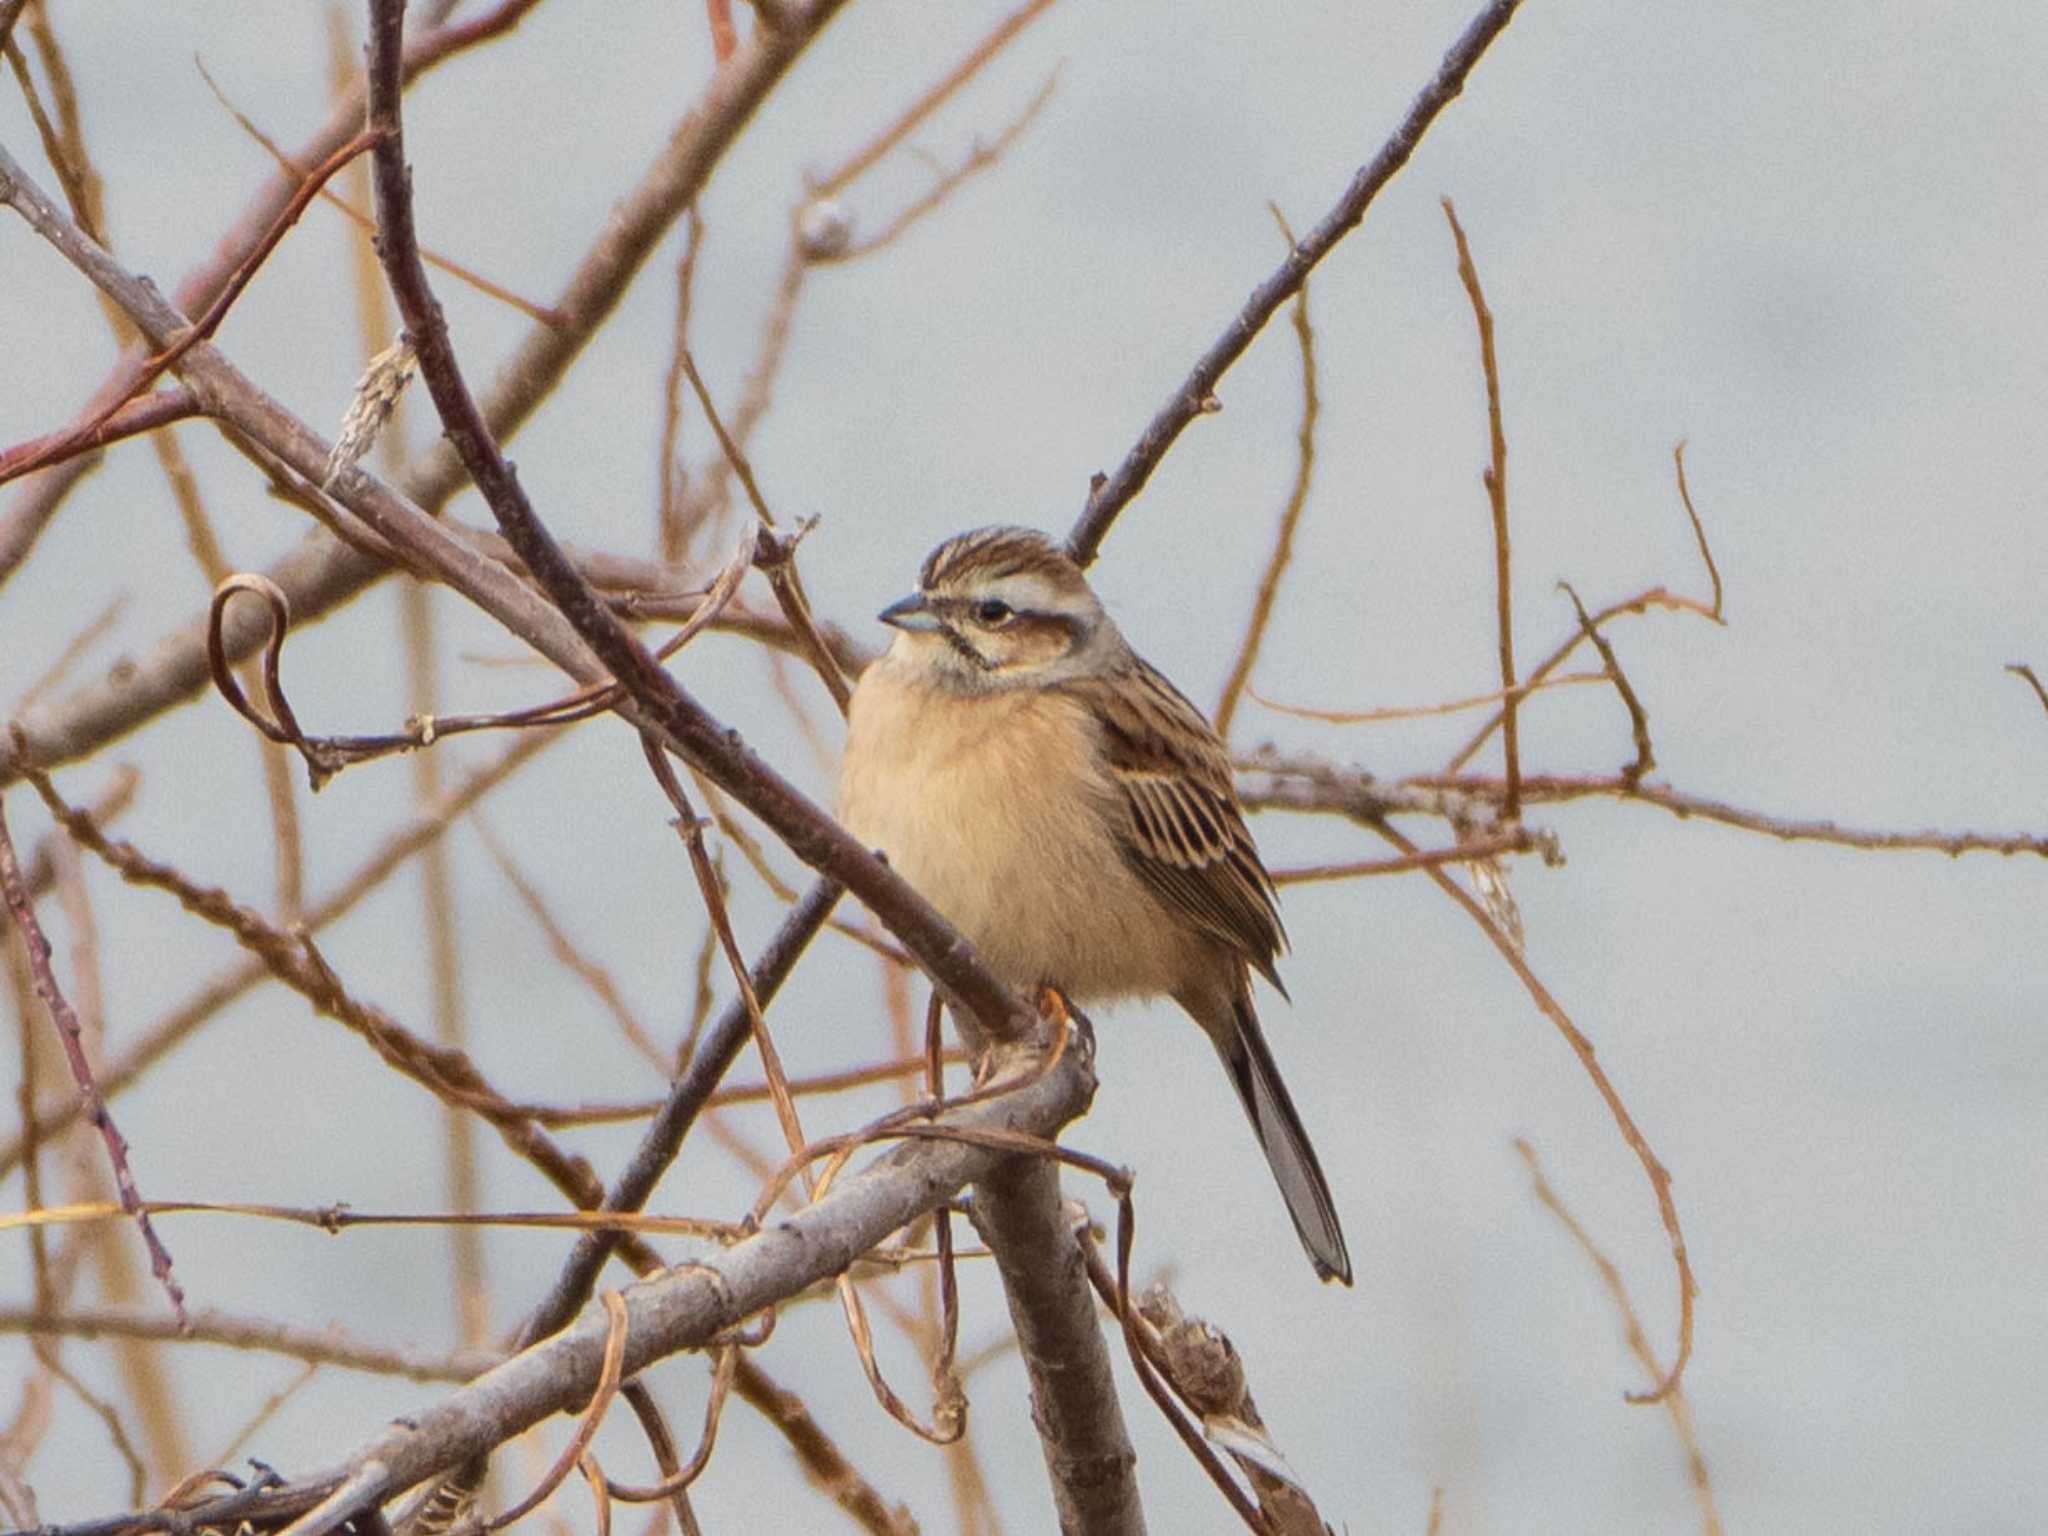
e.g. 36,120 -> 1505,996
1077,658 -> 1288,990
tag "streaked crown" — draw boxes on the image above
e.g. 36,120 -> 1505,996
918,525 -> 1091,603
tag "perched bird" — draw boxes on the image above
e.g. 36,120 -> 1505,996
838,525 -> 1351,1284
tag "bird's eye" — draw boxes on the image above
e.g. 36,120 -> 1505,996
971,599 -> 1014,626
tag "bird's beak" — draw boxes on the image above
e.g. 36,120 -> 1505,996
878,592 -> 941,632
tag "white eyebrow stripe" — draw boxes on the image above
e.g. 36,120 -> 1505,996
983,572 -> 1071,613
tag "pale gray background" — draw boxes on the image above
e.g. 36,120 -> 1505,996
2,2 -> 2044,1529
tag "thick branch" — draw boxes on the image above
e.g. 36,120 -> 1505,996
69,1037 -> 1097,1535
971,1159 -> 1146,1535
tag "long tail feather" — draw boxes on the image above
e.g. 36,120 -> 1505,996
1214,988 -> 1352,1285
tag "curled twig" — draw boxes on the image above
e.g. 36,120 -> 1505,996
605,1345 -> 738,1503
482,1290 -> 632,1531
207,575 -> 426,788
206,528 -> 759,788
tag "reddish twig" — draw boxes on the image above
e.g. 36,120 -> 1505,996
1516,1139 -> 1724,1533
639,736 -> 812,1170
485,1291 -> 631,1531
607,1347 -> 737,1503
832,69 -> 1061,263
1272,824 -> 1552,885
705,0 -> 738,60
0,128 -> 386,489
1442,586 -> 1717,776
657,209 -> 707,564
0,788 -> 185,1327
1250,668 -> 1608,725
0,389 -> 200,486
816,0 -> 1059,197
1381,817 -> 1696,1403
196,57 -> 560,329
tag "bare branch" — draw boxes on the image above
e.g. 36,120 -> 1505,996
92,1033 -> 1097,1534
0,1303 -> 498,1386
1066,0 -> 1528,566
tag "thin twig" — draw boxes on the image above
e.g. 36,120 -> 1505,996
1557,580 -> 1653,788
658,210 -> 707,565
1380,817 -> 1696,1403
2008,663 -> 2048,720
1250,669 -> 1607,725
0,390 -> 201,485
1515,1139 -> 1723,1534
472,814 -> 671,1074
1441,585 -> 1717,776
1443,197 -> 1521,820
1439,771 -> 2048,859
1671,442 -> 1723,622
195,55 -> 559,327
1272,824 -> 1551,885
674,349 -> 851,713
0,787 -> 185,1325
0,128 -> 387,488
815,0 -> 1058,196
1214,205 -> 1318,739
0,1303 -> 498,1384
640,736 -> 812,1174
834,69 -> 1060,262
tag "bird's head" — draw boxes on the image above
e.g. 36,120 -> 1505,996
878,525 -> 1119,689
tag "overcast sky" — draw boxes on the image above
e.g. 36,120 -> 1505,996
3,2 -> 2044,1530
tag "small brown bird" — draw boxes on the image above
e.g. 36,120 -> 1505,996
839,525 -> 1351,1283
